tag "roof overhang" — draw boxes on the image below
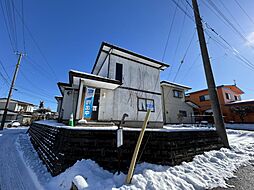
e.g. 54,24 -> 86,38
160,80 -> 191,90
0,110 -> 17,115
92,42 -> 170,74
225,99 -> 254,106
55,96 -> 63,101
69,70 -> 122,90
185,100 -> 200,109
57,82 -> 71,96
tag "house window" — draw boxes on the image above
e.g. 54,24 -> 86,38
179,110 -> 187,117
234,95 -> 240,101
115,63 -> 123,83
225,93 -> 231,100
138,98 -> 146,111
137,98 -> 155,112
199,94 -> 210,102
173,90 -> 183,98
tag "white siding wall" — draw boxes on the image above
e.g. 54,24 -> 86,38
61,89 -> 79,121
97,54 -> 163,123
98,88 -> 163,122
108,55 -> 161,92
162,86 -> 194,123
8,102 -> 16,111
97,56 -> 109,77
56,99 -> 62,114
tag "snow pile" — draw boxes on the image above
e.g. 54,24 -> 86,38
163,124 -> 215,131
72,175 -> 89,189
16,129 -> 254,190
34,120 -> 66,127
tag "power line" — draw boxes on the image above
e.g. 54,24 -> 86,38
24,56 -> 58,83
233,0 -> 254,26
0,58 -> 11,81
171,0 -> 194,22
21,0 -> 26,52
12,3 -> 59,81
10,0 -> 18,50
180,53 -> 201,83
0,0 -> 15,52
0,70 -> 10,86
204,29 -> 254,71
162,1 -> 179,61
206,0 -> 254,50
218,0 -> 245,34
171,2 -> 188,68
173,30 -> 196,82
19,69 -> 56,98
179,0 -> 254,72
16,89 -> 56,104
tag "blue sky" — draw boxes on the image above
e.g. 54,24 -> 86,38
1,0 -> 254,111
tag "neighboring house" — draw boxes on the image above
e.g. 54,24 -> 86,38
56,42 -> 169,127
161,81 -> 194,124
185,84 -> 254,122
0,98 -> 35,125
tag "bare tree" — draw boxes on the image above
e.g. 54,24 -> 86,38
231,106 -> 254,123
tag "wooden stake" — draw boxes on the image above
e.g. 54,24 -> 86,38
125,109 -> 151,184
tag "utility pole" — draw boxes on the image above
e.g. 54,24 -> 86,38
191,0 -> 229,148
0,53 -> 23,130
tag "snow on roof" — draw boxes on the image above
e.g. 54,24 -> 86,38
227,99 -> 254,105
160,80 -> 191,90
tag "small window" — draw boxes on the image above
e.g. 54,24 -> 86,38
173,90 -> 183,98
179,110 -> 187,117
225,93 -> 231,100
199,94 -> 210,102
137,98 -> 155,112
115,63 -> 123,83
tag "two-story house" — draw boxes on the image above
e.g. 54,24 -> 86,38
56,42 -> 169,127
186,84 -> 246,122
161,81 -> 194,124
0,98 -> 35,124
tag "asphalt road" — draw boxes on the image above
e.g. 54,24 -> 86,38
0,128 -> 37,190
213,163 -> 254,190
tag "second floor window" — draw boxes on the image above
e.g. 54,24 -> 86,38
234,95 -> 241,101
173,90 -> 183,98
115,63 -> 123,83
199,94 -> 210,102
225,93 -> 231,100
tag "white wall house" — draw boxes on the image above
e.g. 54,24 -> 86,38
0,98 -> 35,123
161,81 -> 194,124
57,42 -> 169,127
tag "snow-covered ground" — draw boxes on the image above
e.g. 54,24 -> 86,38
1,125 -> 254,190
14,126 -> 254,190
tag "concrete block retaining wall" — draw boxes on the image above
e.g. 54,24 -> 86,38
29,122 -> 224,176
